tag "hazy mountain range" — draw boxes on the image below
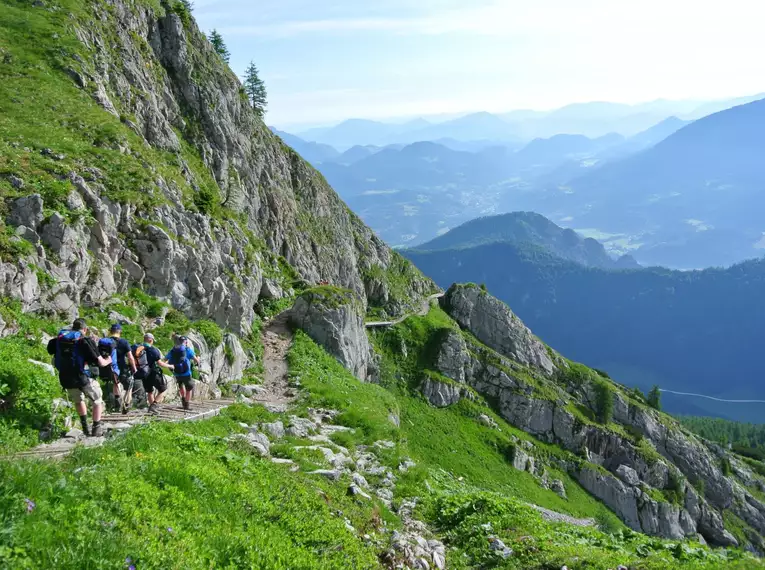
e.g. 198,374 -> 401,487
403,213 -> 765,422
281,94 -> 764,150
274,94 -> 765,269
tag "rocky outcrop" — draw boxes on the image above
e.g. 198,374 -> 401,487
418,300 -> 745,545
420,375 -> 465,407
1,0 -> 433,330
441,284 -> 555,374
183,330 -> 249,399
289,288 -> 372,382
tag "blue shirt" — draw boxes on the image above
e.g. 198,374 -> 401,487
165,346 -> 196,377
112,337 -> 132,374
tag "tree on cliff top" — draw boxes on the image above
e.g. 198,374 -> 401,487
208,29 -> 230,63
244,61 -> 267,118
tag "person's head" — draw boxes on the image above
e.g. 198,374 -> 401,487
144,333 -> 155,345
176,335 -> 188,348
109,323 -> 122,338
72,318 -> 88,334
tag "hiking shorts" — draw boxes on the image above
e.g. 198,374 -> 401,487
67,379 -> 104,406
142,370 -> 168,394
176,375 -> 195,390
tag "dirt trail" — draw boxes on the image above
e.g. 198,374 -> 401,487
365,293 -> 444,328
252,312 -> 296,413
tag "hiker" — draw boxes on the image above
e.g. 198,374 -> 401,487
99,323 -> 140,413
46,318 -> 112,437
162,335 -> 200,411
132,333 -> 167,415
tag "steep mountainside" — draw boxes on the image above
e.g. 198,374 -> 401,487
4,2 -> 765,568
404,241 -> 765,421
0,0 -> 433,331
546,98 -> 765,267
412,212 -> 639,269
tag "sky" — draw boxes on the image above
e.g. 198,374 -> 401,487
193,0 -> 765,129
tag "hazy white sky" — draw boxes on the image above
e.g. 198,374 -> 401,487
193,0 -> 765,127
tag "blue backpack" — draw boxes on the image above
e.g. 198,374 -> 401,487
171,346 -> 191,376
97,337 -> 119,379
55,330 -> 83,373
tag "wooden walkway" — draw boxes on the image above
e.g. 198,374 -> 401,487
10,398 -> 237,461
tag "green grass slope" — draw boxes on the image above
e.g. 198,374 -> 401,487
1,322 -> 761,568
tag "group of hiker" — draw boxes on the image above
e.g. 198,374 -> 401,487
46,318 -> 201,437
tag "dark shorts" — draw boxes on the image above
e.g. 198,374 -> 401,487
142,369 -> 168,394
176,375 -> 195,390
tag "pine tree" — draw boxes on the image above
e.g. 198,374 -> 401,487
647,385 -> 662,410
208,29 -> 230,63
243,61 -> 267,118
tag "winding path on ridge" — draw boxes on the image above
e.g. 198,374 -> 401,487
252,311 -> 296,413
365,293 -> 444,328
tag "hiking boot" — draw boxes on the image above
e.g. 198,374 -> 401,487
182,398 -> 190,411
148,403 -> 160,415
90,422 -> 104,437
112,396 -> 122,414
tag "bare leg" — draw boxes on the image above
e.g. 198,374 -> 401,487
147,390 -> 156,405
75,401 -> 87,417
154,390 -> 167,404
92,401 -> 103,422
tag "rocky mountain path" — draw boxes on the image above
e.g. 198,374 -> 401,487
252,311 -> 297,413
10,398 -> 237,460
365,293 -> 444,328
529,504 -> 596,527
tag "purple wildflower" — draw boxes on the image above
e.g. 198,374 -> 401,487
24,498 -> 35,513
128,566 -> 135,570
167,527 -> 173,533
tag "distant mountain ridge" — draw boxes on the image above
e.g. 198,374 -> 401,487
412,212 -> 638,269
403,240 -> 765,422
553,97 -> 765,267
287,94 -> 763,148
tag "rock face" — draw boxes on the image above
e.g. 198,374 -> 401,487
441,284 -> 555,374
0,0 -> 432,331
182,331 -> 249,399
289,288 -> 372,382
418,288 -> 749,545
420,375 -> 465,407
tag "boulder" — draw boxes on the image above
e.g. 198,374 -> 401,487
478,414 -> 499,429
286,416 -> 317,438
615,464 -> 641,487
289,287 -> 372,381
432,330 -> 470,383
441,284 -> 555,374
550,479 -> 567,499
209,333 -> 249,385
421,375 -> 463,407
7,194 -> 44,230
261,421 -> 285,439
578,467 -> 641,531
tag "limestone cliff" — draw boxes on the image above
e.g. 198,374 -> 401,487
0,0 -> 433,332
423,284 -> 765,550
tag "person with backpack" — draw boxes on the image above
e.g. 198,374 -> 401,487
162,335 -> 200,411
100,324 -> 139,413
132,333 -> 167,415
46,318 -> 112,437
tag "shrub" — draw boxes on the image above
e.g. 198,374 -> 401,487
195,319 -> 223,349
0,337 -> 60,447
593,379 -> 614,424
721,456 -> 732,477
